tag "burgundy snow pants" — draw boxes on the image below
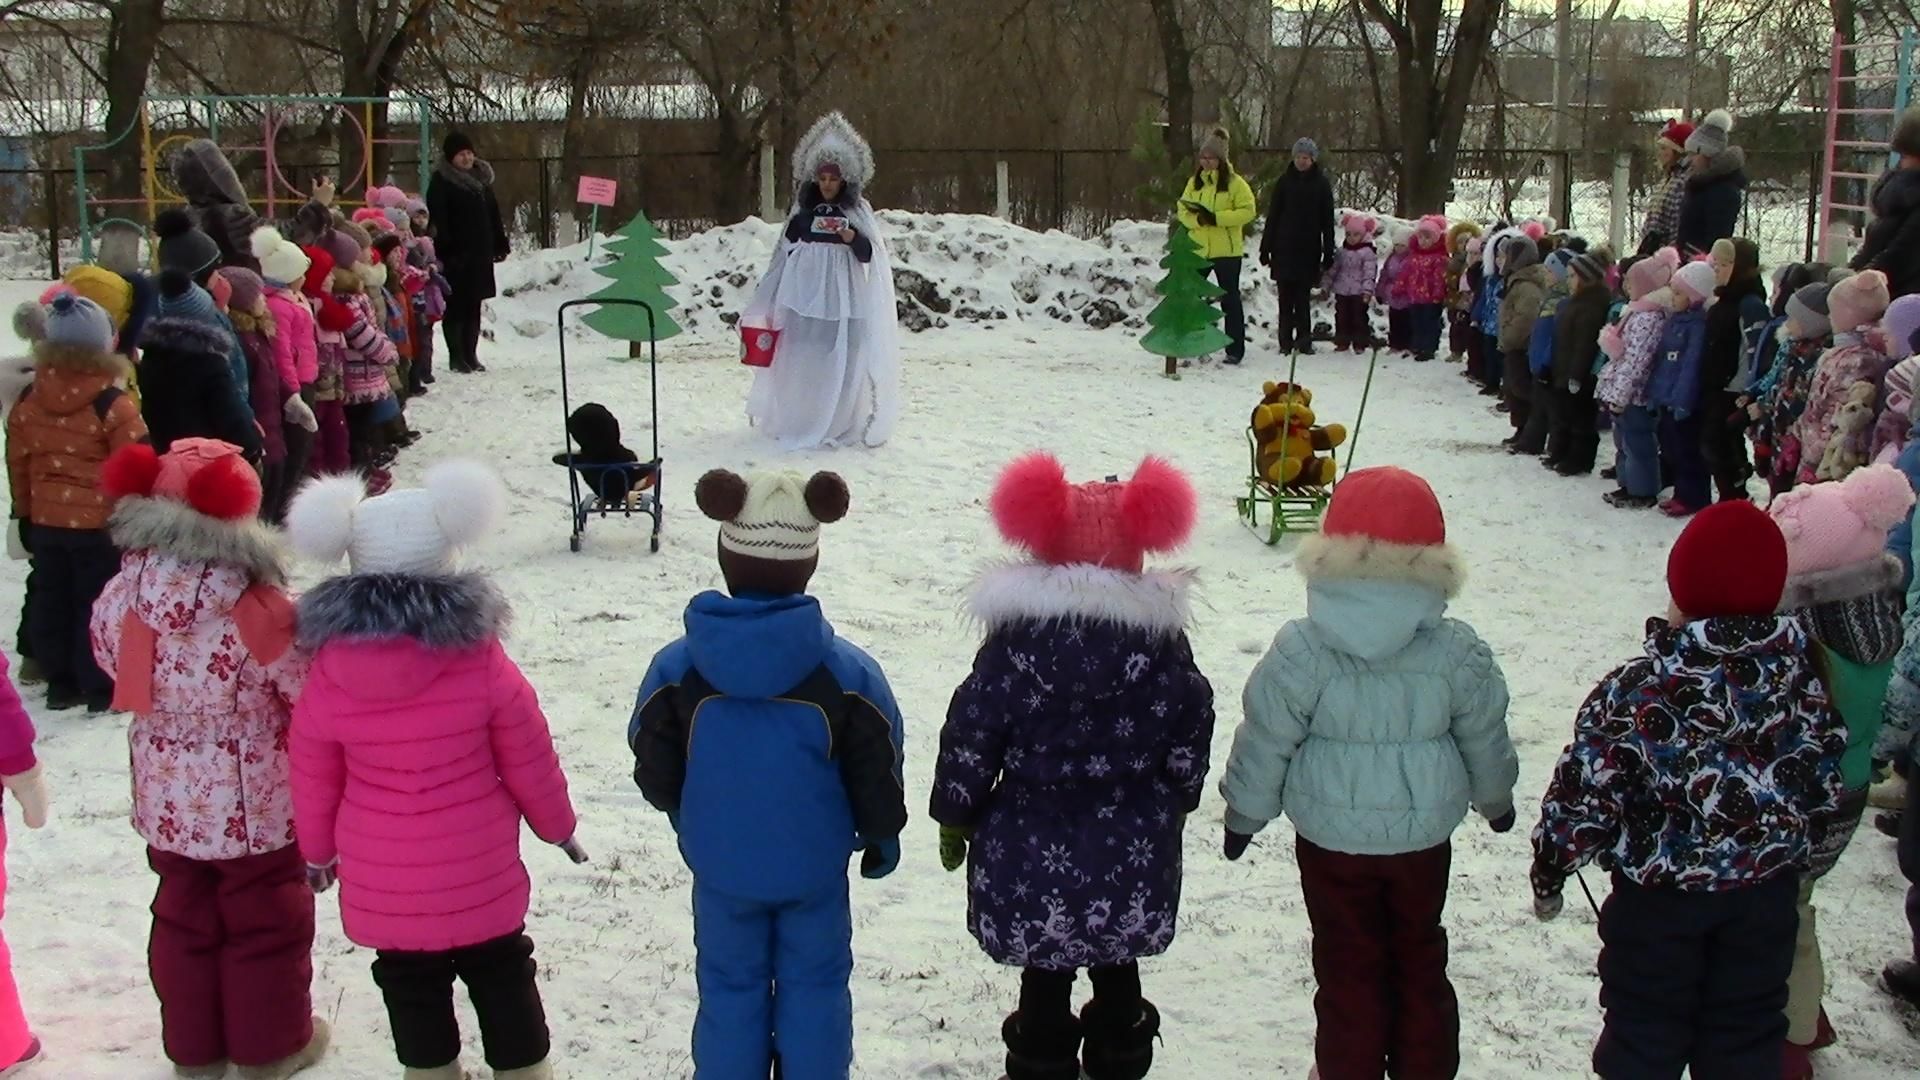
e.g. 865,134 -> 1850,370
1297,838 -> 1459,1080
147,845 -> 315,1070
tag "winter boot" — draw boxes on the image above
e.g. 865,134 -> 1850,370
236,1018 -> 329,1080
1002,1011 -> 1081,1080
14,658 -> 43,685
1885,958 -> 1920,1008
493,1062 -> 552,1080
401,1065 -> 467,1080
1811,1007 -> 1837,1050
1782,1040 -> 1814,1080
174,1063 -> 228,1079
1080,998 -> 1160,1080
1870,772 -> 1908,811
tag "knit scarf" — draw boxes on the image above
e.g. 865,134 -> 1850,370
1807,591 -> 1904,665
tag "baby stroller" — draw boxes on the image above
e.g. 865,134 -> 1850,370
556,298 -> 663,552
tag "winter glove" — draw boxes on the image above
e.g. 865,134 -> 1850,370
1,765 -> 47,829
5,520 -> 26,561
860,836 -> 900,880
938,825 -> 970,872
284,394 -> 319,433
1487,807 -> 1517,834
311,176 -> 335,208
1529,859 -> 1566,921
306,862 -> 337,893
1196,209 -> 1217,227
558,837 -> 589,864
1224,829 -> 1253,861
1534,889 -> 1565,922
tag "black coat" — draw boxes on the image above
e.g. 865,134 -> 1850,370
425,159 -> 510,305
1676,150 -> 1748,257
136,317 -> 263,460
1258,164 -> 1336,284
1700,275 -> 1770,395
1853,168 -> 1920,299
1551,285 -> 1611,388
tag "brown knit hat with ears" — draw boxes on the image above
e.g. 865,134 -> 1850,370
696,469 -> 849,596
1895,106 -> 1920,159
1198,126 -> 1230,164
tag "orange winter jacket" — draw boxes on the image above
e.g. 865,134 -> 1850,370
7,347 -> 147,531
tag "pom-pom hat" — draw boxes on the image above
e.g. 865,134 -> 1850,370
1667,501 -> 1788,619
1831,269 -> 1892,333
1685,110 -> 1735,158
252,226 -> 310,289
989,453 -> 1196,575
287,460 -> 506,576
38,293 -> 115,354
696,468 -> 849,596
1672,260 -> 1719,304
1658,119 -> 1695,154
1769,463 -> 1915,604
1297,466 -> 1465,598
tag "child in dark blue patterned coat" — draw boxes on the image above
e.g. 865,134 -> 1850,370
1531,501 -> 1847,1080
930,453 -> 1215,1080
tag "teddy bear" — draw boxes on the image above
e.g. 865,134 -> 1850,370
1250,381 -> 1347,488
1816,380 -> 1879,482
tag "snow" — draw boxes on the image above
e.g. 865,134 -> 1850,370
2,207 -> 1919,1079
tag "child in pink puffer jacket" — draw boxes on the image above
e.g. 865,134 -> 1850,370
89,437 -> 326,1080
286,460 -> 583,1080
251,227 -> 321,520
0,652 -> 47,1076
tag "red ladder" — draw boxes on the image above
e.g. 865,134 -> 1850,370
1820,30 -> 1917,261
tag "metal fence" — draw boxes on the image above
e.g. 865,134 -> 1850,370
0,146 -> 1833,280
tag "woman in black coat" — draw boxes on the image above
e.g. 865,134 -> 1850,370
1675,111 -> 1747,257
1851,107 -> 1920,299
424,131 -> 510,373
1258,138 -> 1337,354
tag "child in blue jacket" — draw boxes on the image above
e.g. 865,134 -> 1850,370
630,469 -> 906,1080
1647,260 -> 1717,515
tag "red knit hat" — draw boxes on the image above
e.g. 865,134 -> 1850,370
1322,466 -> 1446,546
1658,119 -> 1695,153
1667,501 -> 1788,619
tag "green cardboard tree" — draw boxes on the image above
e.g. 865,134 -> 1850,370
584,211 -> 682,356
1140,222 -> 1231,379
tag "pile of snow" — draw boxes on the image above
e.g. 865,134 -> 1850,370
494,212 -> 1299,344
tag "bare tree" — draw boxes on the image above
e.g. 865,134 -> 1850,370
1354,0 -> 1504,214
1146,0 -> 1194,157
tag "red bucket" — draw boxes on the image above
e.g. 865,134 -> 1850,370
740,325 -> 779,368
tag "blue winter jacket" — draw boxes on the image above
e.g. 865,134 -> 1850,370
1646,305 -> 1710,413
1891,426 -> 1920,588
1529,297 -> 1567,377
1220,571 -> 1518,856
630,591 -> 907,902
1476,272 -> 1505,337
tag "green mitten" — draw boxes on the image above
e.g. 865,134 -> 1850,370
938,825 -> 971,872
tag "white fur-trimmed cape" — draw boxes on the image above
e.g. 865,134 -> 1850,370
966,562 -> 1194,636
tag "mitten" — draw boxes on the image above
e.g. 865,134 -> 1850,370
1534,890 -> 1565,922
1488,807 -> 1517,834
1529,859 -> 1565,921
1,765 -> 47,829
938,825 -> 970,872
558,837 -> 589,864
5,520 -> 25,561
1224,828 -> 1253,861
860,836 -> 900,880
306,862 -> 337,893
284,394 -> 319,433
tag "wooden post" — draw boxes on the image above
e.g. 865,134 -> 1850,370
996,159 -> 1010,220
759,143 -> 778,222
1609,151 -> 1631,253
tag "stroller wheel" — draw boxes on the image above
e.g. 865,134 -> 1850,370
569,535 -> 582,553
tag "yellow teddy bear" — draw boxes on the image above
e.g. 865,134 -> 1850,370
1250,381 -> 1347,488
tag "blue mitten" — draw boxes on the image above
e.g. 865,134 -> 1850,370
860,837 -> 900,880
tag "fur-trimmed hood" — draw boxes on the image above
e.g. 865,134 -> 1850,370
967,562 -> 1194,636
140,315 -> 234,358
1780,552 -> 1904,610
297,572 -> 510,650
30,340 -> 127,377
433,157 -> 495,195
1298,532 -> 1466,598
1687,146 -> 1748,189
109,496 -> 286,586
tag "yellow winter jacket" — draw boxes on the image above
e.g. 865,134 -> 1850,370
1177,170 -> 1259,260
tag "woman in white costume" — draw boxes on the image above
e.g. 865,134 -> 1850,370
742,112 -> 902,449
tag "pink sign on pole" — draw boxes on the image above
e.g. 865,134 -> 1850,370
576,176 -> 618,206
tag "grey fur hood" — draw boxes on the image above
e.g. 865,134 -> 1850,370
1780,552 -> 1904,610
110,497 -> 287,586
140,316 -> 234,358
433,157 -> 496,194
1688,146 -> 1748,189
297,572 -> 511,650
171,138 -> 248,207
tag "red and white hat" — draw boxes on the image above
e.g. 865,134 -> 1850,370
1298,466 -> 1465,597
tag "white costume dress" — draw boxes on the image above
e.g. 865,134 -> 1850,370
741,113 -> 901,450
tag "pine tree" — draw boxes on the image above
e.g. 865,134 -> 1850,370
1139,222 -> 1231,378
583,212 -> 683,354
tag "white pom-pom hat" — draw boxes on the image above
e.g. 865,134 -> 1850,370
287,459 -> 507,575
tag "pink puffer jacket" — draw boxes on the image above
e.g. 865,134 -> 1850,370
289,573 -> 578,952
266,286 -> 318,386
90,501 -> 307,861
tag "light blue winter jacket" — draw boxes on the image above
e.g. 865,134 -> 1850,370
1220,576 -> 1518,856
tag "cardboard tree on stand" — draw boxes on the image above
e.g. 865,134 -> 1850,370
584,211 -> 683,358
1139,222 -> 1231,379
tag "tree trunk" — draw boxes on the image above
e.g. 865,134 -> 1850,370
561,45 -> 598,240
775,0 -> 801,180
1147,0 -> 1193,161
1378,0 -> 1503,215
101,0 -> 168,200
713,111 -> 756,224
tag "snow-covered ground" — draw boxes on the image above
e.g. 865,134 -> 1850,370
2,212 -> 1919,1078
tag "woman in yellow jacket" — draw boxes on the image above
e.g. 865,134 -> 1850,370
1177,127 -> 1259,363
